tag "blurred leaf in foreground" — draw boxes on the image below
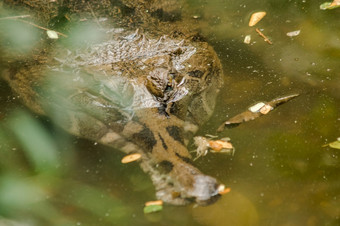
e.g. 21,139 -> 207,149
0,19 -> 39,54
0,175 -> 47,211
0,175 -> 77,225
61,182 -> 130,223
0,109 -> 130,224
7,111 -> 59,174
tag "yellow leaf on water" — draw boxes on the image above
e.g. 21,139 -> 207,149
145,200 -> 163,206
121,153 -> 141,163
209,140 -> 233,152
329,139 -> 340,149
323,138 -> 340,149
249,12 -> 266,27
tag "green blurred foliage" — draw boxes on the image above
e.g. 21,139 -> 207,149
0,19 -> 39,55
7,111 -> 59,174
0,110 -> 130,225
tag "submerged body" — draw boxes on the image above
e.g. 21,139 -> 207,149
2,25 -> 224,205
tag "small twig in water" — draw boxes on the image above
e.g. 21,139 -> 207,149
255,28 -> 272,45
16,19 -> 68,38
87,2 -> 102,28
0,15 -> 67,38
0,15 -> 31,20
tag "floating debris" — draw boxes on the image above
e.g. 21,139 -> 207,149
320,0 -> 340,10
259,104 -> 273,115
323,137 -> 340,149
193,136 -> 210,159
208,139 -> 233,152
329,139 -> 340,149
217,94 -> 299,131
0,15 -> 31,20
286,30 -> 301,37
0,17 -> 68,38
143,200 -> 163,214
249,102 -> 266,113
145,200 -> 163,206
218,184 -> 231,195
244,35 -> 252,44
255,28 -> 272,45
121,153 -> 141,163
193,136 -> 234,160
46,30 -> 59,39
249,12 -> 266,27
248,102 -> 273,114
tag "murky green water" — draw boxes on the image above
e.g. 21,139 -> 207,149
0,0 -> 339,225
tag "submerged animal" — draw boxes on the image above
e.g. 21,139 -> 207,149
1,0 -> 301,207
1,21 -> 225,205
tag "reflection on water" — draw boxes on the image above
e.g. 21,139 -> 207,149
1,0 -> 339,225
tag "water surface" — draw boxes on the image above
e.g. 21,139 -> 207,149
0,0 -> 339,225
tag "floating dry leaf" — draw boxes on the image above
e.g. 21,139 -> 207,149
323,138 -> 340,149
46,30 -> 59,39
121,153 -> 141,163
244,35 -> 251,44
329,140 -> 340,149
217,184 -> 231,195
248,102 -> 273,114
286,30 -> 301,37
219,187 -> 231,195
249,102 -> 266,113
218,94 -> 299,131
208,140 -> 233,152
249,11 -> 266,27
259,104 -> 273,115
193,136 -> 234,160
320,0 -> 340,9
217,184 -> 225,192
145,200 -> 163,207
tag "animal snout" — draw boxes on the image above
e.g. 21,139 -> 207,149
168,161 -> 222,205
191,174 -> 222,206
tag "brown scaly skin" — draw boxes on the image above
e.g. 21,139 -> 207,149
1,1 -> 224,205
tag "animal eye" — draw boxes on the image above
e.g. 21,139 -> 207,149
188,70 -> 204,78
